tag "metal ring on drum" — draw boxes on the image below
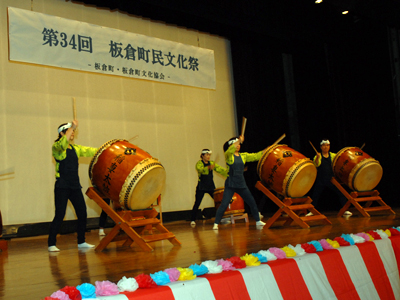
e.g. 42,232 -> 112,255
332,147 -> 383,191
89,139 -> 166,210
257,144 -> 317,198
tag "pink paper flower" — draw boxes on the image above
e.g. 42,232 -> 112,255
95,280 -> 119,296
164,268 -> 181,282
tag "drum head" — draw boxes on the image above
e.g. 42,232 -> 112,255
125,167 -> 166,210
352,162 -> 383,191
286,163 -> 317,198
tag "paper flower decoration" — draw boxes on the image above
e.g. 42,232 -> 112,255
164,268 -> 181,282
269,247 -> 286,259
375,229 -> 389,239
259,250 -> 276,261
134,274 -> 157,288
226,256 -> 246,269
251,253 -> 268,263
177,267 -> 197,281
333,237 -> 350,246
43,297 -> 62,300
350,234 -> 365,243
77,283 -> 96,299
117,276 -> 139,292
367,230 -> 381,240
281,246 -> 297,257
309,241 -> 323,251
288,244 -> 306,255
95,280 -> 119,296
216,259 -> 236,271
319,239 -> 334,250
389,228 -> 400,236
200,261 -> 222,274
189,263 -> 209,276
59,286 -> 81,300
355,232 -> 370,241
240,254 -> 260,266
341,234 -> 355,245
150,271 -> 171,286
50,291 -> 70,300
301,243 -> 316,253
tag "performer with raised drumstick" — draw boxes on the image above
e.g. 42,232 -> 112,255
308,139 -> 350,216
48,119 -> 98,252
190,149 -> 227,226
213,135 -> 266,230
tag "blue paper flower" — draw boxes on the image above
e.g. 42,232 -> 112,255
77,283 -> 96,299
150,271 -> 171,285
251,252 -> 267,263
341,234 -> 355,245
189,263 -> 209,276
308,240 -> 323,252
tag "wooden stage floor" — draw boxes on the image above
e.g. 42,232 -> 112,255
1,209 -> 400,299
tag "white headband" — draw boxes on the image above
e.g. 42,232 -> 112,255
201,149 -> 212,154
228,138 -> 239,145
320,140 -> 330,145
58,123 -> 72,134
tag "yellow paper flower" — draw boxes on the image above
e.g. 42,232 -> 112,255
281,246 -> 297,257
240,253 -> 260,266
177,267 -> 196,281
385,229 -> 392,237
326,239 -> 340,248
366,233 -> 374,241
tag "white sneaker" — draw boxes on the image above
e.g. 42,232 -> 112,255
259,212 -> 264,219
190,221 -> 196,226
48,245 -> 60,252
213,223 -> 218,230
306,212 -> 313,217
343,211 -> 353,216
256,220 -> 266,226
99,229 -> 106,236
78,242 -> 95,249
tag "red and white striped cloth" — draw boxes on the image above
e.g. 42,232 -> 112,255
94,236 -> 400,300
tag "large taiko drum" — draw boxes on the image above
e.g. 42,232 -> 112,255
257,144 -> 317,197
332,147 -> 382,191
213,188 -> 245,216
89,139 -> 166,210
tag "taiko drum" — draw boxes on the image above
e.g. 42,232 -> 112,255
89,139 -> 166,210
332,147 -> 382,191
213,188 -> 245,216
257,144 -> 317,197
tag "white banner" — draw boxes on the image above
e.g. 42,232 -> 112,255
8,7 -> 216,89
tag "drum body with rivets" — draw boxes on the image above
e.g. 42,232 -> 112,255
89,139 -> 166,210
257,144 -> 317,197
332,147 -> 382,191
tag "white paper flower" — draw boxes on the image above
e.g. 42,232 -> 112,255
117,276 -> 139,292
201,260 -> 223,274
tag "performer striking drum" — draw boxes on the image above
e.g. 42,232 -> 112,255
213,136 -> 266,230
190,149 -> 227,226
48,120 -> 98,252
308,140 -> 350,216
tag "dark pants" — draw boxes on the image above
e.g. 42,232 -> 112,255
48,187 -> 87,246
191,188 -> 214,221
311,179 -> 347,208
214,186 -> 260,224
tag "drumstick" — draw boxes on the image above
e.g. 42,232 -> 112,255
240,117 -> 247,137
272,133 -> 286,145
360,143 -> 365,150
309,141 -> 318,154
72,97 -> 77,119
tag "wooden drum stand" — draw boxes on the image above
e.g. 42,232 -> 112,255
86,187 -> 181,252
255,181 -> 331,229
331,178 -> 395,217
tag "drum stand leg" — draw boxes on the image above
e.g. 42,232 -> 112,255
86,187 -> 181,252
331,178 -> 396,217
255,181 -> 332,229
